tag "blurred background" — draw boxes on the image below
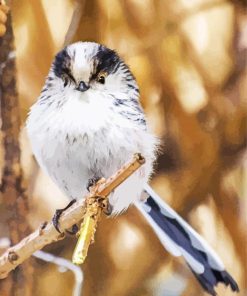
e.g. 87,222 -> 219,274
0,0 -> 246,295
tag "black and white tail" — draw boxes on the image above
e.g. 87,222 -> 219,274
135,184 -> 239,296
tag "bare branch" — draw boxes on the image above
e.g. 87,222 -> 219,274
33,250 -> 84,296
0,153 -> 145,280
63,0 -> 86,47
0,7 -> 34,295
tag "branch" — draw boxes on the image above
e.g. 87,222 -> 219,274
0,153 -> 145,279
63,0 -> 86,47
33,250 -> 84,296
0,5 -> 34,295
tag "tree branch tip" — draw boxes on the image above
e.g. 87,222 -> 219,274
134,153 -> 146,164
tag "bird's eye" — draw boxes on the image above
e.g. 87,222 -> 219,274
62,72 -> 75,87
97,72 -> 107,84
63,78 -> 69,87
98,76 -> 105,84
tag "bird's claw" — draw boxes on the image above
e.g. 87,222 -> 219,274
95,196 -> 113,216
65,224 -> 79,235
87,176 -> 102,192
52,199 -> 77,233
104,202 -> 113,216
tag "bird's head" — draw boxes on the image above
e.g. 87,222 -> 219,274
46,42 -> 139,100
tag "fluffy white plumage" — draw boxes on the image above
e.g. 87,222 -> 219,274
26,42 -> 157,213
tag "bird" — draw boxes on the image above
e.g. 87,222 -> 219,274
26,41 -> 239,296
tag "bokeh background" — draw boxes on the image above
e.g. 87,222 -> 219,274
0,0 -> 246,295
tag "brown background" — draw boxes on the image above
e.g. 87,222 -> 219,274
0,0 -> 246,295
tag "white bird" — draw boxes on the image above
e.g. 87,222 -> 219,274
26,41 -> 239,296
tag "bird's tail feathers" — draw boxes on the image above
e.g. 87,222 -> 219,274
135,184 -> 239,296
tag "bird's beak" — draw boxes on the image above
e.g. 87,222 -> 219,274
76,81 -> 89,92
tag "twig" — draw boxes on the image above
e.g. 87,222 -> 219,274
0,238 -> 84,295
63,0 -> 85,47
0,153 -> 145,279
33,250 -> 84,296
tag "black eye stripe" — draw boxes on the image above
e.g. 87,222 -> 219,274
53,48 -> 76,84
62,72 -> 76,87
54,43 -> 136,89
67,72 -> 76,83
94,45 -> 121,75
53,48 -> 71,78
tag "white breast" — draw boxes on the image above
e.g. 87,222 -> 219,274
26,90 -> 157,213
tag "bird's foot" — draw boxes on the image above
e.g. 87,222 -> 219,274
96,196 -> 113,216
65,224 -> 79,236
104,202 -> 113,216
87,176 -> 111,214
86,176 -> 101,192
52,199 -> 77,233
